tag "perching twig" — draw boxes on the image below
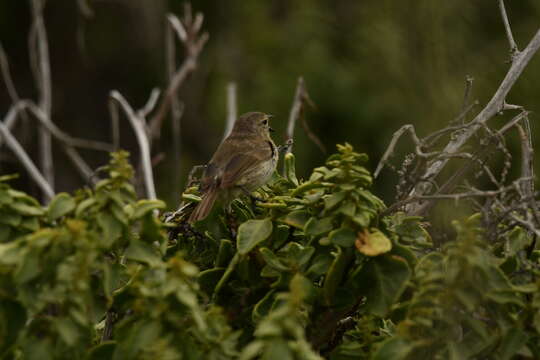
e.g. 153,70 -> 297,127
285,77 -> 323,154
0,107 -> 54,200
148,7 -> 209,140
223,82 -> 237,140
30,0 -> 55,194
110,91 -> 157,200
286,77 -> 305,153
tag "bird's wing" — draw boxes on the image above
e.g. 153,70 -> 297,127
219,138 -> 272,188
220,153 -> 261,188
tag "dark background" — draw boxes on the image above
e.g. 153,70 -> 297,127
1,0 -> 539,209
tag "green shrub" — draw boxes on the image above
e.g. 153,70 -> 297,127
0,145 -> 538,359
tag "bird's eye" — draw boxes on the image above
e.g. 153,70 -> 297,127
262,119 -> 268,125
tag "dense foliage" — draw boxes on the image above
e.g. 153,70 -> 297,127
1,145 -> 539,359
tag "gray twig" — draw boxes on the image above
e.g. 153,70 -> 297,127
498,0 -> 519,56
285,77 -> 323,154
108,97 -> 120,150
0,101 -> 113,152
223,82 -> 237,140
148,9 -> 209,140
110,91 -> 157,200
166,22 -> 185,200
0,107 -> 54,200
405,29 -> 540,214
30,0 -> 55,194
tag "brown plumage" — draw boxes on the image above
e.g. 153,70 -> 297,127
188,112 -> 278,223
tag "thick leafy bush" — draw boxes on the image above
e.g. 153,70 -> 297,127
0,145 -> 539,359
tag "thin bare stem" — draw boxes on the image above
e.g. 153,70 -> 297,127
223,82 -> 237,140
0,107 -> 54,200
0,44 -> 24,108
461,75 -> 474,114
285,77 -> 306,153
139,88 -> 161,119
166,23 -> 184,199
498,0 -> 519,55
0,101 -> 113,152
110,91 -> 157,200
148,11 -> 209,140
108,98 -> 120,150
30,0 -> 55,194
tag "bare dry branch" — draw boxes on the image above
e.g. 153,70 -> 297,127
0,101 -> 113,153
108,97 -> 120,150
30,0 -> 55,193
166,22 -> 185,199
77,0 -> 94,18
148,9 -> 209,140
139,88 -> 161,119
498,0 -> 519,55
223,82 -> 237,140
405,28 -> 540,214
461,75 -> 474,114
0,106 -> 54,200
0,44 -> 24,107
110,91 -> 157,200
286,77 -> 305,151
285,76 -> 324,154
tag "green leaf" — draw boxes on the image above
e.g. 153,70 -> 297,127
216,239 -> 235,267
352,255 -> 411,317
9,201 -> 44,216
304,216 -> 334,236
284,152 -> 299,186
324,191 -> 347,211
505,227 -> 532,257
0,211 -> 21,226
260,248 -> 290,271
125,240 -> 162,267
237,218 -> 273,255
498,327 -> 528,360
373,337 -> 411,360
131,199 -> 165,219
329,227 -> 356,247
47,193 -> 76,220
198,268 -> 225,295
306,254 -> 333,276
55,318 -> 80,346
355,228 -> 392,256
87,342 -> 115,360
0,299 -> 26,354
97,212 -> 123,246
76,197 -> 96,217
337,201 -> 356,217
281,210 -> 310,229
20,217 -> 39,231
252,290 -> 276,322
323,247 -> 352,305
14,249 -> 40,284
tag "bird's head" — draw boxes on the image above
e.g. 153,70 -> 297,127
233,112 -> 274,137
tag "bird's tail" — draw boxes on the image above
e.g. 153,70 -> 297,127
188,186 -> 219,223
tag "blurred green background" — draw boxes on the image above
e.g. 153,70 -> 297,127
1,0 -> 539,208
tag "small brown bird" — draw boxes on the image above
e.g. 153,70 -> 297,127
189,112 -> 278,223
